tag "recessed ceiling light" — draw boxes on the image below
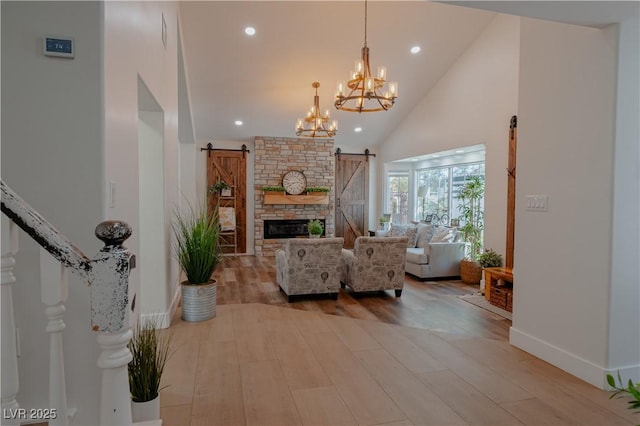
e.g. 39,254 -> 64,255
354,127 -> 362,132
244,27 -> 256,36
234,120 -> 243,126
410,46 -> 421,54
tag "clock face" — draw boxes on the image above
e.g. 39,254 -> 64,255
282,170 -> 307,195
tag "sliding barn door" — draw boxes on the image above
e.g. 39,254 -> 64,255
335,154 -> 369,249
207,151 -> 247,253
506,115 -> 517,269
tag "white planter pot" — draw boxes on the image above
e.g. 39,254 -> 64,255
132,396 -> 160,422
181,280 -> 216,322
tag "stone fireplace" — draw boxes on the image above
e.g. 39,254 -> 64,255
254,136 -> 335,256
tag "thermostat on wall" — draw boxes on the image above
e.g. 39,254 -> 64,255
43,36 -> 74,58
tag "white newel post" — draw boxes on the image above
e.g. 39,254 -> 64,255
1,219 -> 20,425
90,221 -> 136,426
40,249 -> 70,426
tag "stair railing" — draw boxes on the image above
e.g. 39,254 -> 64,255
1,180 -> 136,426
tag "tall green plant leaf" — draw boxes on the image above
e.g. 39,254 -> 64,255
128,317 -> 173,402
456,176 -> 485,260
172,202 -> 221,284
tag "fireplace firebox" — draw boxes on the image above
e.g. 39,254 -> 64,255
263,219 -> 325,239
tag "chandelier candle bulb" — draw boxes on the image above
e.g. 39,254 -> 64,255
378,66 -> 386,80
389,81 -> 398,97
365,77 -> 375,93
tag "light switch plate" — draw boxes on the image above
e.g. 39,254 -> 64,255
526,195 -> 548,211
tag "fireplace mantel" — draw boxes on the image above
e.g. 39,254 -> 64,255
263,192 -> 329,205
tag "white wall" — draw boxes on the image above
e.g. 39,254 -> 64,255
104,1 -> 181,326
1,1 -> 104,421
377,14 -> 520,256
138,109 -> 169,315
2,1 -> 188,421
510,17 -> 619,387
608,16 -> 640,383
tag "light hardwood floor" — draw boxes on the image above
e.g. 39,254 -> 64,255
160,256 -> 633,426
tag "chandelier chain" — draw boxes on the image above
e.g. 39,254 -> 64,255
364,0 -> 368,47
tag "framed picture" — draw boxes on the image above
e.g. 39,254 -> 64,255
450,218 -> 460,227
221,187 -> 232,197
424,214 -> 433,224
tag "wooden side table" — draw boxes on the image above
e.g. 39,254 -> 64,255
483,267 -> 514,302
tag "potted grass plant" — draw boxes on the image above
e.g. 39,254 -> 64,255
172,202 -> 221,322
457,176 -> 485,284
128,317 -> 172,422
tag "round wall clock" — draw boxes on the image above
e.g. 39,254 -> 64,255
282,170 -> 307,195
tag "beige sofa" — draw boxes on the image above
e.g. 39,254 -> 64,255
378,223 -> 466,280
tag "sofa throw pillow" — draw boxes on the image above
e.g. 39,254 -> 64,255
430,227 -> 457,243
389,224 -> 418,247
415,224 -> 435,248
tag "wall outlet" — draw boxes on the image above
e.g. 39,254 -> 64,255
526,195 -> 548,211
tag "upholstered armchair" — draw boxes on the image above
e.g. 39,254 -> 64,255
341,236 -> 408,297
276,237 -> 344,302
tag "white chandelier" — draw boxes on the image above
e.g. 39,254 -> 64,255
295,82 -> 338,138
335,0 -> 398,113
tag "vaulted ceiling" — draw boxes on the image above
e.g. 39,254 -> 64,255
178,1 -> 637,148
179,1 -> 496,147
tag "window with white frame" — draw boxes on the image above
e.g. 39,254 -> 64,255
386,172 -> 409,224
416,162 -> 485,226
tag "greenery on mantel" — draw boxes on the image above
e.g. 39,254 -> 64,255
261,186 -> 286,192
305,187 -> 330,193
261,186 -> 329,193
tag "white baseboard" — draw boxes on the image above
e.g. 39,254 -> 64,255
140,286 -> 181,329
509,326 -> 639,389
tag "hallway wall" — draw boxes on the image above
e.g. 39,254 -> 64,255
1,1 -> 104,421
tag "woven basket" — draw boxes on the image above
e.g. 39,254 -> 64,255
460,259 -> 482,285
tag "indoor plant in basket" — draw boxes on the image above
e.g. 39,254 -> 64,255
172,203 -> 221,322
308,219 -> 324,238
456,176 -> 485,284
128,317 -> 172,422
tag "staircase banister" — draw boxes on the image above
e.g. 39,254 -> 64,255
0,180 -> 91,277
